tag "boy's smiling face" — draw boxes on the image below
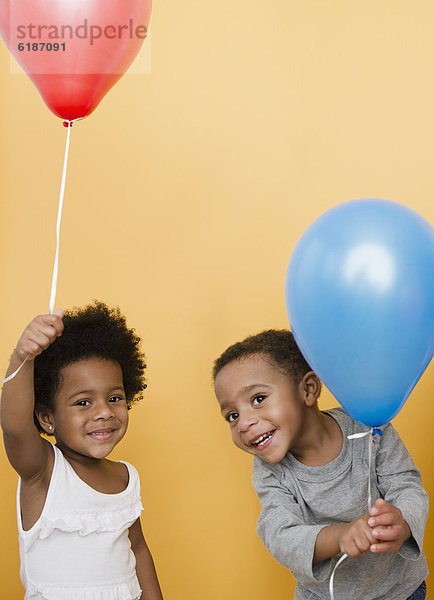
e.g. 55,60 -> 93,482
215,354 -> 318,464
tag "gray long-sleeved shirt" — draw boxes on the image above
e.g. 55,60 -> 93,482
252,407 -> 428,600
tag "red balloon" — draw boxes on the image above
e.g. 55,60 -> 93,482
0,0 -> 151,120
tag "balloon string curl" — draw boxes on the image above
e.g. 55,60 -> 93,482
0,356 -> 28,385
329,428 -> 383,600
1,119 -> 80,386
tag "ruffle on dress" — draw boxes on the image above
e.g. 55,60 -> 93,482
22,497 -> 143,551
26,575 -> 142,600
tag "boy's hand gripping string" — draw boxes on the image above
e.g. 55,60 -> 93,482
1,120 -> 78,387
328,428 -> 383,600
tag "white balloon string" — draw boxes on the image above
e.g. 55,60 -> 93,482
329,553 -> 348,600
49,120 -> 73,314
0,356 -> 28,385
348,429 -> 376,509
368,432 -> 373,509
1,118 -> 79,387
329,428 -> 381,600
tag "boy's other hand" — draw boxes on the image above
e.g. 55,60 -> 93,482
14,311 -> 64,361
368,498 -> 411,553
338,515 -> 376,558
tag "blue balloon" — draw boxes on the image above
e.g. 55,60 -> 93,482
285,199 -> 434,427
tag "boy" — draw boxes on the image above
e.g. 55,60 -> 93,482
213,330 -> 428,600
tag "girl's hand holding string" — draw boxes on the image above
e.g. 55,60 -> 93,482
13,311 -> 64,363
2,310 -> 64,387
1,311 -> 64,480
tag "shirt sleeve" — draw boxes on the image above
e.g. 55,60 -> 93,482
375,423 -> 429,560
252,458 -> 336,584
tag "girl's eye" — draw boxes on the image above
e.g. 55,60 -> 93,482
226,412 -> 239,423
76,400 -> 90,407
252,395 -> 266,406
109,395 -> 123,403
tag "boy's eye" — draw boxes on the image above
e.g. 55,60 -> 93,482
226,412 -> 239,423
252,395 -> 266,406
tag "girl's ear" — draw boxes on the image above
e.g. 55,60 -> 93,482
300,371 -> 322,406
35,410 -> 55,435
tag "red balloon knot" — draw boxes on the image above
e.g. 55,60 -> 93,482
62,120 -> 72,128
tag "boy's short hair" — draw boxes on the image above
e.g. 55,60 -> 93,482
213,329 -> 313,385
34,301 -> 146,432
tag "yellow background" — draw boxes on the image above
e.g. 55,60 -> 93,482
0,1 -> 433,598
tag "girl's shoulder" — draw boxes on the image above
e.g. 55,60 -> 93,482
104,459 -> 139,494
55,449 -> 141,496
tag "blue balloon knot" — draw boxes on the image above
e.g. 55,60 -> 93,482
372,428 -> 383,436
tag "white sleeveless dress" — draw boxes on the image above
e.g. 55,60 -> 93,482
17,443 -> 143,600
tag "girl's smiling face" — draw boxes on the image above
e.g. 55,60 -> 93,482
40,357 -> 129,462
215,354 -> 318,464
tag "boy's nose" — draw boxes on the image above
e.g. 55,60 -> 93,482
237,411 -> 259,432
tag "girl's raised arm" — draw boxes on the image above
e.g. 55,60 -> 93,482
1,311 -> 64,480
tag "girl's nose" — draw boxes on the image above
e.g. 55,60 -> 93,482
93,400 -> 115,420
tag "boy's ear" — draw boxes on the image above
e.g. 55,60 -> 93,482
35,409 -> 55,435
300,371 -> 322,406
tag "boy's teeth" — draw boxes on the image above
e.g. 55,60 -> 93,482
254,432 -> 273,446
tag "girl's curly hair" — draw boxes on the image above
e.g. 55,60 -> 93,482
213,329 -> 313,385
34,301 -> 146,432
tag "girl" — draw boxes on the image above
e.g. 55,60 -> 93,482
1,302 -> 164,600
